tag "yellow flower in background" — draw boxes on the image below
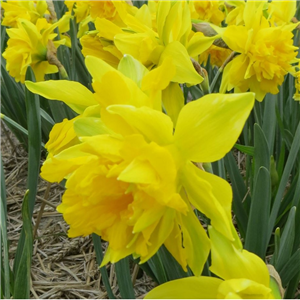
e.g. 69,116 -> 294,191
1,0 -> 48,27
199,44 -> 232,68
190,1 -> 225,26
145,227 -> 277,299
2,17 -> 68,82
26,65 -> 255,273
80,0 -> 218,87
225,1 -> 246,26
221,2 -> 298,101
268,0 -> 296,26
64,0 -> 136,37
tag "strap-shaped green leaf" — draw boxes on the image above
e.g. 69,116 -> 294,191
262,94 -> 277,154
224,152 -> 248,237
279,248 -> 300,287
13,67 -> 41,276
244,167 -> 271,259
115,257 -> 135,299
268,123 -> 300,241
253,123 -> 270,183
1,155 -> 11,299
13,190 -> 33,299
276,207 -> 296,273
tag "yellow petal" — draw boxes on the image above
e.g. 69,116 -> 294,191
41,144 -> 97,183
156,1 -> 171,44
187,32 -> 217,58
145,277 -> 222,299
181,162 -> 234,241
25,80 -> 97,114
218,278 -> 272,299
174,93 -> 255,162
209,227 -> 270,287
222,25 -> 248,53
106,105 -> 174,145
160,41 -> 203,85
85,55 -> 116,82
95,17 -> 123,40
92,71 -> 150,108
180,203 -> 211,276
141,57 -> 176,92
118,54 -> 149,88
162,83 -> 184,126
73,117 -> 111,137
45,117 -> 79,157
114,32 -> 157,67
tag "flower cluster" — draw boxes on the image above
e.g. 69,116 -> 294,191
2,0 -> 298,298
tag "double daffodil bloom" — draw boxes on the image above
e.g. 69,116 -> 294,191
1,0 -> 48,27
220,2 -> 298,101
145,227 -> 278,299
26,62 -> 255,274
2,17 -> 69,82
81,0 -> 217,86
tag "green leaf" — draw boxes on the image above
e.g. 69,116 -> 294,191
234,144 -> 254,156
158,246 -> 190,281
244,167 -> 271,258
0,155 -> 11,299
254,123 -> 270,182
13,68 -> 41,276
268,122 -> 300,241
145,251 -> 168,284
279,248 -> 300,287
262,94 -> 277,154
115,257 -> 135,299
13,190 -> 33,299
276,207 -> 296,272
133,1 -> 148,8
92,234 -> 115,299
224,152 -> 248,237
284,272 -> 300,299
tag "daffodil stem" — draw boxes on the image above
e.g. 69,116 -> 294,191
210,51 -> 237,93
210,69 -> 222,93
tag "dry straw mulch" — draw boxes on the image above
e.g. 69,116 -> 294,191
1,122 -> 155,299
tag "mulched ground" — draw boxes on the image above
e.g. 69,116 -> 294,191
1,122 -> 155,299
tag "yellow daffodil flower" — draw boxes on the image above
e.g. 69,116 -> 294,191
64,0 -> 136,37
2,17 -> 68,82
1,0 -> 48,27
199,44 -> 232,68
190,1 -> 225,26
225,1 -> 246,26
268,0 -> 296,26
80,0 -> 217,86
145,227 -> 277,299
25,65 -> 255,274
220,2 -> 298,101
